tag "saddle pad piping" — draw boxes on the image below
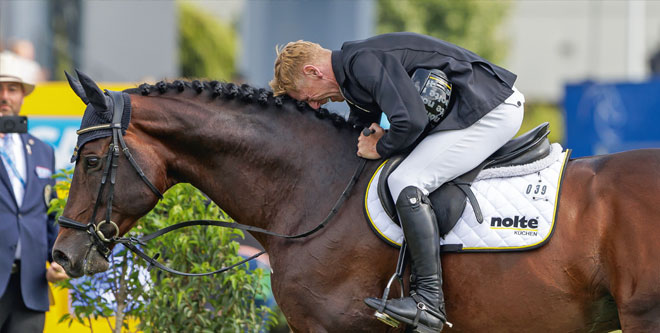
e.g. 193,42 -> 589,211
364,160 -> 401,248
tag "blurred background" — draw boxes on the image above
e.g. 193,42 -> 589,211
2,0 -> 659,331
3,0 -> 660,165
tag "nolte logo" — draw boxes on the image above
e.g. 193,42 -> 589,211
490,216 -> 539,236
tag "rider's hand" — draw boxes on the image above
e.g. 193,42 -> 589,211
357,123 -> 384,159
46,261 -> 69,283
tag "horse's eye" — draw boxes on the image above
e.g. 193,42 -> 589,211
85,156 -> 100,169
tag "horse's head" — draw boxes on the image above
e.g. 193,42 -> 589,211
53,71 -> 166,277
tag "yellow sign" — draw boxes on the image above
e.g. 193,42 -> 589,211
20,81 -> 134,117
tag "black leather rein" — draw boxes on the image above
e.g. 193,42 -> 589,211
58,90 -> 367,277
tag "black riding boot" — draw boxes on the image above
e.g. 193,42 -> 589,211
365,186 -> 447,333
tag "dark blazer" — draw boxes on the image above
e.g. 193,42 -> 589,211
0,133 -> 57,312
331,32 -> 518,158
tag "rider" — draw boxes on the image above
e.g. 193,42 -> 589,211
270,32 -> 524,332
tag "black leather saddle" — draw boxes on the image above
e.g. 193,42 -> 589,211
377,122 -> 552,235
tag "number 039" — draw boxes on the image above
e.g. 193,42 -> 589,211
526,184 -> 547,195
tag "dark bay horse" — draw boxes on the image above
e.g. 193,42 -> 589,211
53,73 -> 660,332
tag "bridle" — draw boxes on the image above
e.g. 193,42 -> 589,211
58,90 -> 162,258
58,89 -> 367,276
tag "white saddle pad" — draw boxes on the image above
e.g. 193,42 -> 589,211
365,143 -> 571,252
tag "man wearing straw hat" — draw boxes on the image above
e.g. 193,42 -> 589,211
0,50 -> 68,332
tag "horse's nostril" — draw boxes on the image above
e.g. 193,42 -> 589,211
53,249 -> 71,269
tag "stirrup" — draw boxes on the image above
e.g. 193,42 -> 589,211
373,271 -> 405,327
374,311 -> 400,328
373,242 -> 408,327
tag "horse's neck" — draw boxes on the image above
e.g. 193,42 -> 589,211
134,94 -> 359,245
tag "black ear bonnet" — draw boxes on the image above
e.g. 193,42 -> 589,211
66,70 -> 132,162
71,94 -> 132,162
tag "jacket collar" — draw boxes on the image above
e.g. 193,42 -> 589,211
331,50 -> 346,87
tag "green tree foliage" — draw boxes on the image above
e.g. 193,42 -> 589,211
55,246 -> 147,333
179,2 -> 237,80
50,171 -> 274,332
137,183 -> 274,332
377,0 -> 510,63
49,0 -> 82,81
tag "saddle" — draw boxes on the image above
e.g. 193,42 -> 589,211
378,122 -> 551,236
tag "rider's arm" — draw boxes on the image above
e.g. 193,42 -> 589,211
350,50 -> 429,158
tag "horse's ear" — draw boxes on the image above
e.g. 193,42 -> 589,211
75,69 -> 108,111
65,71 -> 90,105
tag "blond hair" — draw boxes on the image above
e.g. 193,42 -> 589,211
270,40 -> 324,96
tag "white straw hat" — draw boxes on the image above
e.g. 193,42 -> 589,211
0,51 -> 38,96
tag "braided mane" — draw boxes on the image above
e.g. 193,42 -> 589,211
124,80 -> 360,130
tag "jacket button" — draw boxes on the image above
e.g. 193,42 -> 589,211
517,101 -> 521,107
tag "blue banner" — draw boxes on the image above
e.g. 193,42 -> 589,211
564,79 -> 660,157
28,117 -> 80,171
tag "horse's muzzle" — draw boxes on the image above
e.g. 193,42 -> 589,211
53,229 -> 109,277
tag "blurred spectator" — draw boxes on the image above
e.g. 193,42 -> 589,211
0,51 -> 68,333
7,39 -> 47,82
651,47 -> 660,77
236,233 -> 275,308
9,39 -> 36,61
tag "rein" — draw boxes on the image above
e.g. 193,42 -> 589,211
58,90 -> 367,276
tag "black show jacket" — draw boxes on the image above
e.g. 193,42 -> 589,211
331,32 -> 517,158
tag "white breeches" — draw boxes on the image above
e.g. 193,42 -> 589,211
388,87 -> 525,200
